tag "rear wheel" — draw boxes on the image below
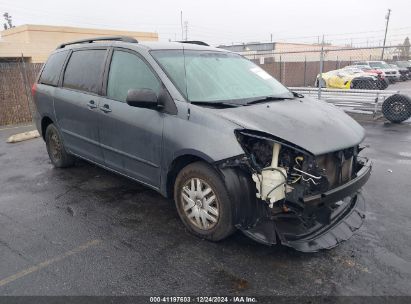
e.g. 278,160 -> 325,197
45,124 -> 75,168
377,79 -> 388,90
382,94 -> 411,123
174,162 -> 236,241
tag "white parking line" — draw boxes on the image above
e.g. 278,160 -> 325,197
0,239 -> 102,287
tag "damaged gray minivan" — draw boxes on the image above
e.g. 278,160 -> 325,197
33,37 -> 372,252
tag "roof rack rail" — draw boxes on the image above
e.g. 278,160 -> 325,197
57,36 -> 138,49
178,40 -> 209,46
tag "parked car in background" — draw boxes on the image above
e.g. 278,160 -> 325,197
343,65 -> 388,89
32,36 -> 372,252
354,61 -> 400,83
316,68 -> 382,90
344,64 -> 385,77
389,63 -> 410,81
395,61 -> 411,76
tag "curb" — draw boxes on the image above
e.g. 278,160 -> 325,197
7,130 -> 40,143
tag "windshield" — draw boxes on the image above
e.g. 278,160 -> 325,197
369,62 -> 391,69
151,50 -> 293,103
396,61 -> 411,68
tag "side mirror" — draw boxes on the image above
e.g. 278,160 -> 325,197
126,88 -> 158,109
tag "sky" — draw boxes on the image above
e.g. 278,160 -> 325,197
1,0 -> 410,47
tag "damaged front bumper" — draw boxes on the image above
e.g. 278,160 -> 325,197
240,158 -> 371,252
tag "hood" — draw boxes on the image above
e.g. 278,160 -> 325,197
212,97 -> 365,155
345,73 -> 375,80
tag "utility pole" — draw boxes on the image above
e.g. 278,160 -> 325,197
184,21 -> 188,41
318,35 -> 325,100
381,8 -> 391,60
270,33 -> 273,43
180,11 -> 184,40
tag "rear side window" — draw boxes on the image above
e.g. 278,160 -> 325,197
63,49 -> 106,94
107,50 -> 161,102
39,51 -> 68,86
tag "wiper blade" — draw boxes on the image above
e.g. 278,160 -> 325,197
190,101 -> 241,107
246,96 -> 294,105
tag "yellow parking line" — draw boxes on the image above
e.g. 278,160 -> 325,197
0,239 -> 102,287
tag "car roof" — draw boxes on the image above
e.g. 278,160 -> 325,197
55,40 -> 226,53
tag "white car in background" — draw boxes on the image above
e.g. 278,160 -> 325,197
354,60 -> 401,83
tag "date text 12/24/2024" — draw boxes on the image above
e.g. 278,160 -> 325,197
149,297 -> 257,303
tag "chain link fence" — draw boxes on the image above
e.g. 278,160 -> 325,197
0,60 -> 42,126
243,46 -> 410,88
237,45 -> 411,122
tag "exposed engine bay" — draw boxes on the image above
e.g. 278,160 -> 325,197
218,130 -> 372,252
237,130 -> 362,206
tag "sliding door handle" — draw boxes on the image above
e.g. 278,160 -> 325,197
100,104 -> 112,113
87,100 -> 97,109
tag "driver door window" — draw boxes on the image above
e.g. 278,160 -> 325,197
107,50 -> 161,102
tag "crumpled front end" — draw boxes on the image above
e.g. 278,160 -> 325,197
217,130 -> 372,252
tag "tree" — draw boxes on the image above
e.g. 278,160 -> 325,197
398,37 -> 410,60
3,12 -> 14,30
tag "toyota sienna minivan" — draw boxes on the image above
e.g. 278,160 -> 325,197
32,36 -> 372,252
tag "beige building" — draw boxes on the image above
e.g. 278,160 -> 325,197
0,24 -> 158,63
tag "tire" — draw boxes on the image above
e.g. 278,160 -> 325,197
45,124 -> 75,168
382,94 -> 411,123
174,161 -> 236,241
377,79 -> 388,90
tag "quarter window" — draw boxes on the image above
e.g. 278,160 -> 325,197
107,50 -> 161,102
63,49 -> 106,94
39,51 -> 68,86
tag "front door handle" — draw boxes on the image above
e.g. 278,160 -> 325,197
100,104 -> 112,113
87,100 -> 97,109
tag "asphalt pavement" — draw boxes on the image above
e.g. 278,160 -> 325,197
0,119 -> 410,296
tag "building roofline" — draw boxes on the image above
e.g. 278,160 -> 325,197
1,24 -> 158,38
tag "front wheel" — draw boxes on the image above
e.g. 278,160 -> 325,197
174,162 -> 236,241
45,124 -> 75,168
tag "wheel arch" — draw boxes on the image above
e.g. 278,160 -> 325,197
164,152 -> 259,228
165,152 -> 215,198
41,116 -> 54,140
